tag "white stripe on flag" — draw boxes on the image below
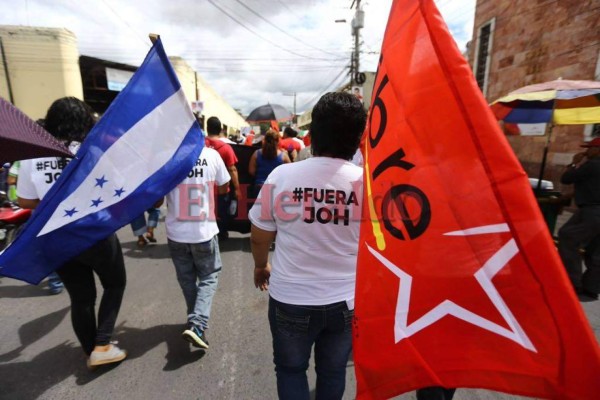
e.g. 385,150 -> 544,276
38,89 -> 196,236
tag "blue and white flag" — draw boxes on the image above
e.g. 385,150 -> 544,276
0,38 -> 203,284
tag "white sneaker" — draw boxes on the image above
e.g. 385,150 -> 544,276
87,343 -> 127,368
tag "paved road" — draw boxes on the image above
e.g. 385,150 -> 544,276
0,222 -> 598,400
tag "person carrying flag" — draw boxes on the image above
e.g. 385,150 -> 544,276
16,97 -> 127,368
249,92 -> 365,400
558,137 -> 600,301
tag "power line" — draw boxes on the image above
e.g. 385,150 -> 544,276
233,0 -> 342,58
98,0 -> 150,48
299,66 -> 350,111
206,0 -> 339,62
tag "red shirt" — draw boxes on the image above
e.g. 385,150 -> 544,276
279,138 -> 301,153
205,137 -> 238,167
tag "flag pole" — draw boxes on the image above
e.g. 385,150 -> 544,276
535,97 -> 557,194
535,122 -> 554,193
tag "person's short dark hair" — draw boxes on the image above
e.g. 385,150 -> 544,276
206,116 -> 221,135
284,126 -> 297,138
310,92 -> 366,160
44,97 -> 95,143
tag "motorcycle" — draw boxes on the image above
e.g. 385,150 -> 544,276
0,191 -> 32,251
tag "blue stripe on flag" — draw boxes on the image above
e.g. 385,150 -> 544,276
0,39 -> 203,284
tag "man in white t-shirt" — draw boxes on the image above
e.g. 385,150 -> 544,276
165,145 -> 231,349
249,92 -> 366,400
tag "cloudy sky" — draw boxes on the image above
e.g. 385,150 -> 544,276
1,0 -> 476,115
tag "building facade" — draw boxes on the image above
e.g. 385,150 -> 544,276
297,71 -> 376,130
0,25 -> 247,132
0,26 -> 84,119
468,0 -> 600,188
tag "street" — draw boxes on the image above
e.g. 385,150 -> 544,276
1,222 -> 598,400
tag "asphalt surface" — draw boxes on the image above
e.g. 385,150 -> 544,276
0,220 -> 598,400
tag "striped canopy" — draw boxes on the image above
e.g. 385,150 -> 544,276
0,96 -> 73,163
491,79 -> 600,125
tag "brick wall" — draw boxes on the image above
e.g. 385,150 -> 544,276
469,0 -> 600,189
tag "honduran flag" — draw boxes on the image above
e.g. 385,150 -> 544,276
0,38 -> 203,284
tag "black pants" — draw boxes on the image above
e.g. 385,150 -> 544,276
558,206 -> 600,293
56,234 -> 126,355
417,387 -> 456,400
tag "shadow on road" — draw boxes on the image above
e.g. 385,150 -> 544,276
218,236 -> 251,253
0,341 -> 112,400
113,323 -> 205,371
121,241 -> 172,260
0,306 -> 69,362
0,322 -> 208,399
0,282 -> 49,298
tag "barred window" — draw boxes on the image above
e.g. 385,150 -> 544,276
473,19 -> 495,97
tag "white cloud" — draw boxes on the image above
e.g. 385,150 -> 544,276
0,0 -> 475,115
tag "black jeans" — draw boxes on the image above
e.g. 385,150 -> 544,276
56,234 -> 126,355
416,387 -> 456,400
558,206 -> 600,293
217,193 -> 232,235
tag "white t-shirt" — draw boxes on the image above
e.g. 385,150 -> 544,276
17,142 -> 80,200
248,157 -> 363,308
165,147 -> 230,243
218,137 -> 236,145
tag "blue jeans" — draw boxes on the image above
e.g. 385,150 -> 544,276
47,272 -> 63,291
268,296 -> 354,400
130,208 -> 160,236
168,236 -> 222,330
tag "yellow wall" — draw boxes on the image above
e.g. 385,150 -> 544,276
0,26 -> 83,120
195,72 -> 248,135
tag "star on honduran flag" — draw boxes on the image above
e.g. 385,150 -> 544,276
353,1 -> 600,399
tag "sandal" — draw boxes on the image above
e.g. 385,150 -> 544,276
137,237 -> 147,247
145,233 -> 157,243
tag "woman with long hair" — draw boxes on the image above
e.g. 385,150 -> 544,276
248,128 -> 291,197
17,97 -> 127,369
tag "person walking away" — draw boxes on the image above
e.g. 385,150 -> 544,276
9,121 -> 65,294
558,137 -> 600,301
165,144 -> 231,349
248,128 -> 291,197
249,92 -> 366,399
279,126 -> 301,161
131,199 -> 163,247
17,97 -> 127,368
205,116 -> 240,240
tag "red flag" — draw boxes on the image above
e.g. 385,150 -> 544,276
354,1 -> 600,399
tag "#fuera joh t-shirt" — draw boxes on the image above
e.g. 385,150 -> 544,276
248,156 -> 363,308
166,147 -> 230,243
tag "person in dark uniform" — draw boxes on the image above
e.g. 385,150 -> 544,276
558,137 -> 600,301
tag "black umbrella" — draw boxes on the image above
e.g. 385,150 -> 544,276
0,96 -> 73,163
246,103 -> 293,123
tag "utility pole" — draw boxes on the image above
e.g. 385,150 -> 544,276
350,0 -> 364,86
